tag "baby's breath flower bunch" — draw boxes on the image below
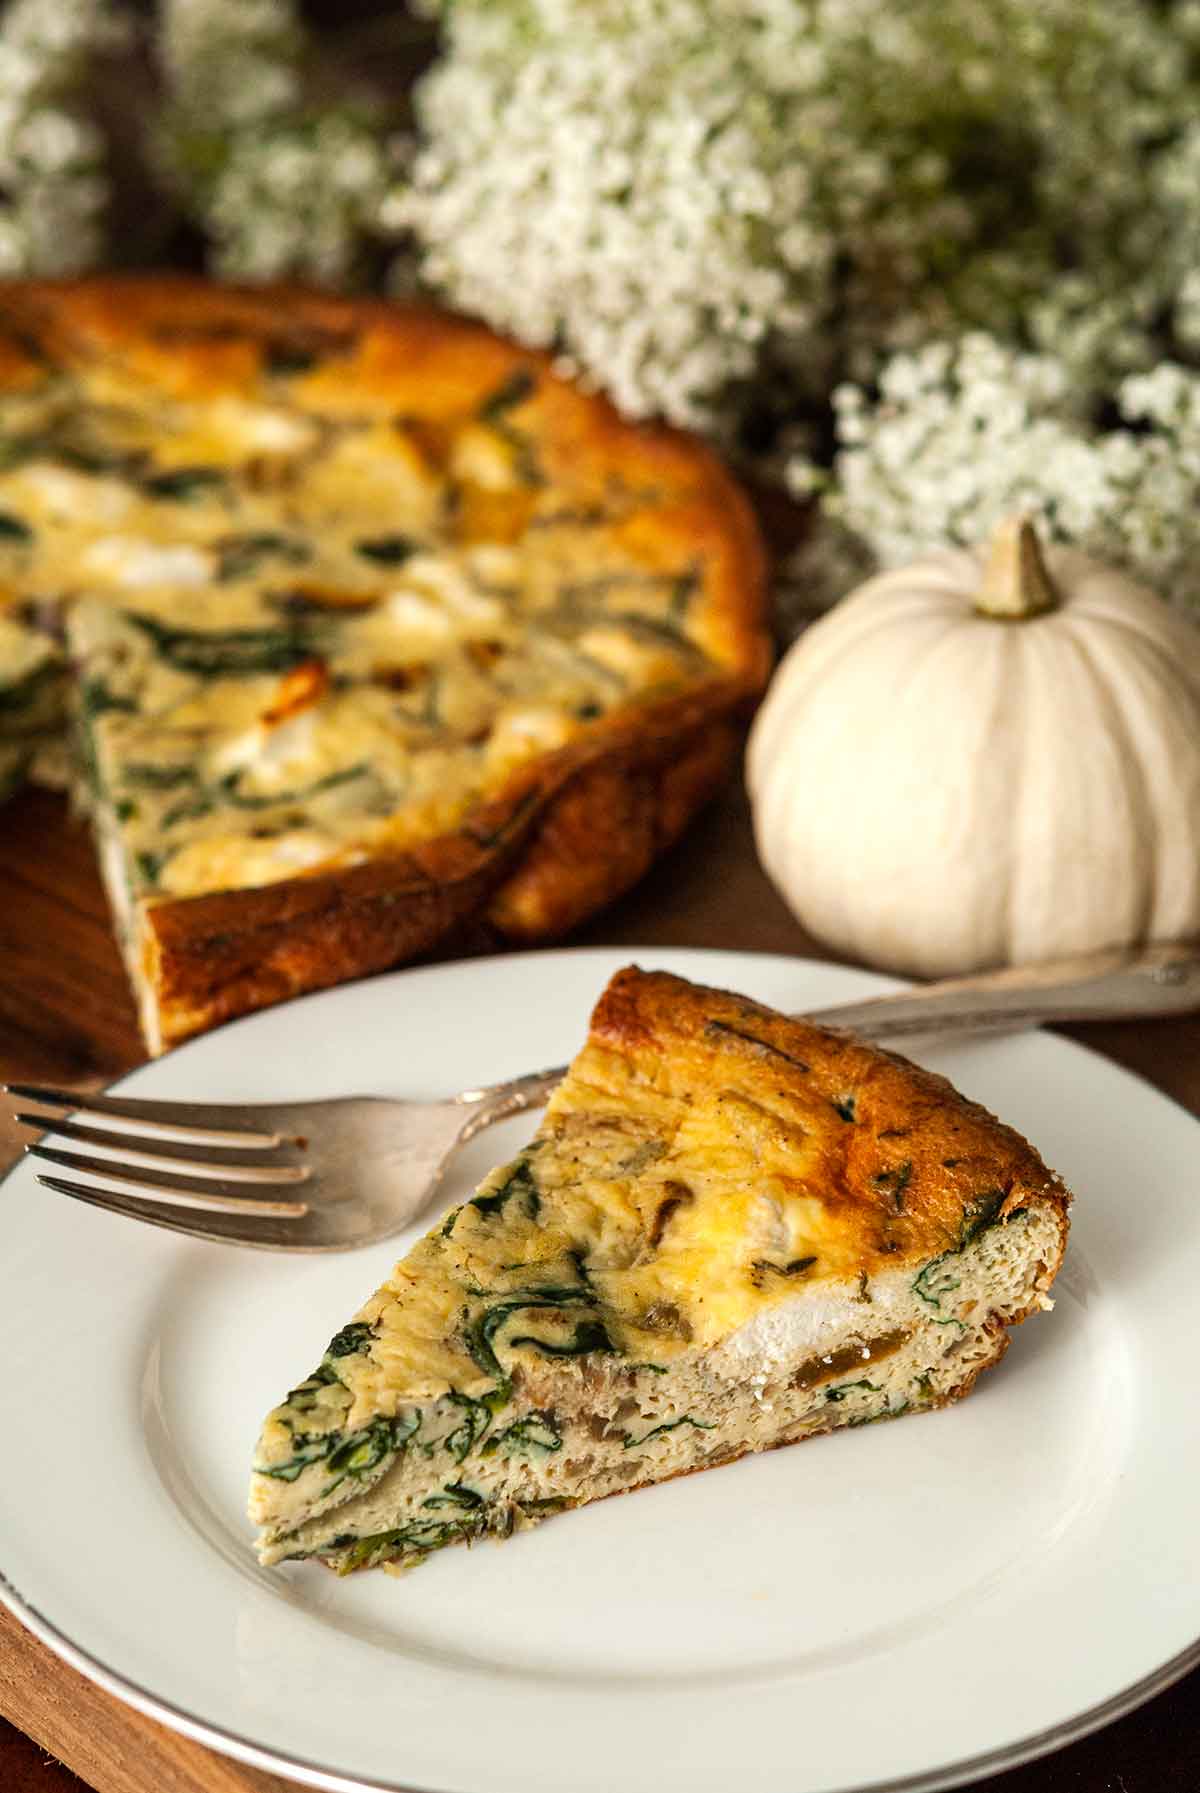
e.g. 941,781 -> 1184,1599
399,0 -> 1200,620
0,0 -> 127,277
0,0 -> 400,284
397,0 -> 1196,431
3,0 -> 1200,617
391,0 -> 836,426
158,0 -> 393,283
788,337 -> 1200,620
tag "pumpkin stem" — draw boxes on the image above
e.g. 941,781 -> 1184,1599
976,516 -> 1059,620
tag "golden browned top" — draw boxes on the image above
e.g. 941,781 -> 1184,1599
0,274 -> 768,693
581,966 -> 1069,1276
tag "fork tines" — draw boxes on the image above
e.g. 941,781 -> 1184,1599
5,1081 -> 311,1219
6,1082 -> 284,1145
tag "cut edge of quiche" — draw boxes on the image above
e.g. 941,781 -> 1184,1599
0,276 -> 770,1053
248,967 -> 1070,1578
0,612 -> 60,801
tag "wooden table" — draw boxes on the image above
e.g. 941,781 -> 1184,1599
2,779 -> 1198,1793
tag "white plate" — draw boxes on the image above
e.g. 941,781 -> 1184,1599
2,946 -> 1199,1793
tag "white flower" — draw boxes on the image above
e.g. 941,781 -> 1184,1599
391,0 -> 1198,431
156,0 -> 393,284
797,333 -> 1200,619
159,0 -> 299,128
0,0 -> 124,274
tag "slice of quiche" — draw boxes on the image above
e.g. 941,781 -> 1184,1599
0,277 -> 768,1051
249,968 -> 1070,1577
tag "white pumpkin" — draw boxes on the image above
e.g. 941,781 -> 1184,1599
747,518 -> 1200,977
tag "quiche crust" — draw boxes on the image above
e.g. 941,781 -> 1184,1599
249,968 -> 1071,1577
0,277 -> 769,1050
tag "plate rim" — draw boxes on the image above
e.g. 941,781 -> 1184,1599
3,942 -> 1198,1793
6,1563 -> 1199,1793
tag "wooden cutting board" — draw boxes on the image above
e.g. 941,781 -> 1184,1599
3,782 -> 1199,1793
0,1606 -> 294,1793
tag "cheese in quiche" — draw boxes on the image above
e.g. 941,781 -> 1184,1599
249,968 -> 1070,1577
0,279 -> 766,1049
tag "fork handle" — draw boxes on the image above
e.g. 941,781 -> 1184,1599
459,940 -> 1200,1124
805,939 -> 1200,1040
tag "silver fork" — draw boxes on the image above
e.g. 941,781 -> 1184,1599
8,940 -> 1199,1252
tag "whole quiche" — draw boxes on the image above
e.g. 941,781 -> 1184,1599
0,278 -> 769,1050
